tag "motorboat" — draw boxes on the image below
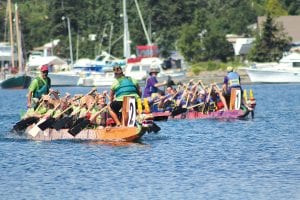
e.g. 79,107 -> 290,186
125,45 -> 186,83
246,52 -> 300,83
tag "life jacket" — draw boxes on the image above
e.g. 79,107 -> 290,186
115,77 -> 138,98
33,77 -> 51,99
227,72 -> 240,88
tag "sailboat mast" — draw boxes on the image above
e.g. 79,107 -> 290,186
123,0 -> 131,59
8,0 -> 15,69
15,4 -> 23,73
134,0 -> 152,45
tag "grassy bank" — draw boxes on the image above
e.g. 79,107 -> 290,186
188,61 -> 241,76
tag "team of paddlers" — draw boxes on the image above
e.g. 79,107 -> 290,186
13,64 -> 256,137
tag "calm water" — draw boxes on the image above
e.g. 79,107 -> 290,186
0,84 -> 299,200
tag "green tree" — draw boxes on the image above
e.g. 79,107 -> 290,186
248,14 -> 291,62
265,0 -> 288,16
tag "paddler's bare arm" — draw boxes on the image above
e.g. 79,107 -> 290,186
110,89 -> 115,102
136,84 -> 142,97
27,91 -> 33,108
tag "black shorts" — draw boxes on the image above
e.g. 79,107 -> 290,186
110,101 -> 123,114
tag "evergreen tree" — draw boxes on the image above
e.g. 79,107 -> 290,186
248,14 -> 291,62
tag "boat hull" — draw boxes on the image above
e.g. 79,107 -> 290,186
24,125 -> 147,142
77,72 -> 115,87
171,109 -> 250,120
152,108 -> 251,121
48,72 -> 80,86
246,68 -> 300,83
1,74 -> 32,89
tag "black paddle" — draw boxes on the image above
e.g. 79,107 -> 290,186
52,115 -> 75,130
150,122 -> 161,133
37,104 -> 75,131
68,118 -> 91,136
68,106 -> 107,136
171,106 -> 187,117
50,89 -> 98,131
13,116 -> 40,131
37,117 -> 56,130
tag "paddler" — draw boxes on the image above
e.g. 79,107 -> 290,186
108,65 -> 142,127
90,93 -> 109,128
25,95 -> 56,119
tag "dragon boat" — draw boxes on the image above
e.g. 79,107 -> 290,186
152,88 -> 256,121
17,97 -> 158,142
24,124 -> 148,142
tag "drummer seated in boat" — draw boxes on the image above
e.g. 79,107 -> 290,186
108,65 -> 142,127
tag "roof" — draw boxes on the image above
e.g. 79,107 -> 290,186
233,38 -> 255,56
257,16 -> 300,43
27,56 -> 67,68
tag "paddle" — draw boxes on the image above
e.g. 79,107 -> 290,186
68,106 -> 108,136
37,105 -> 73,131
52,107 -> 80,130
212,83 -> 229,111
51,88 -> 98,130
170,85 -> 190,117
202,84 -> 213,113
13,116 -> 40,131
150,122 -> 161,133
13,93 -> 51,131
28,103 -> 61,137
187,102 -> 204,110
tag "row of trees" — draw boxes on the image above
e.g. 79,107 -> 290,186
0,0 -> 298,64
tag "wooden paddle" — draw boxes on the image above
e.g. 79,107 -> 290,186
187,102 -> 204,110
202,84 -> 213,113
170,85 -> 189,117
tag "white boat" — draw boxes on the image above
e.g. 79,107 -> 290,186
77,70 -> 116,87
27,54 -> 80,86
125,45 -> 186,83
246,53 -> 300,83
75,51 -> 125,87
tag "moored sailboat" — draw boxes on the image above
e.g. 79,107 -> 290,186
1,2 -> 31,89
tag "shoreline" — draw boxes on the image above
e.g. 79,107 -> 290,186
183,68 -> 251,85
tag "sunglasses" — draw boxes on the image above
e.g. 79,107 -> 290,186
113,66 -> 122,71
42,71 -> 48,74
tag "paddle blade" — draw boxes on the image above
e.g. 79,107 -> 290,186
68,119 -> 90,136
53,116 -> 73,130
28,118 -> 47,137
171,107 -> 187,117
13,117 -> 39,131
151,122 -> 161,133
38,117 -> 55,131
